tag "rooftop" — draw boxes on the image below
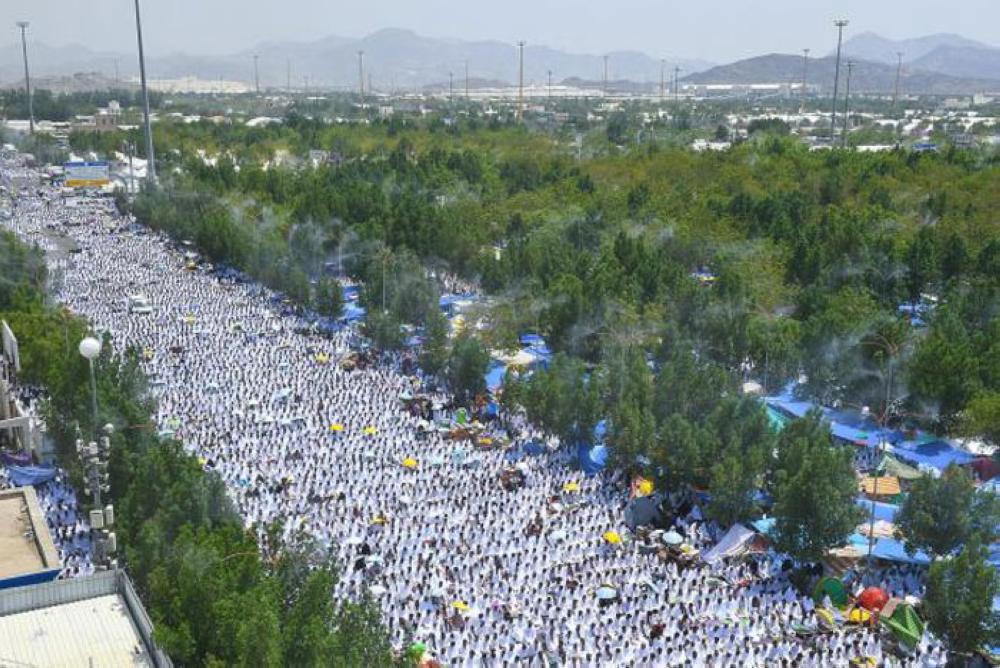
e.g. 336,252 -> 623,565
0,570 -> 171,667
0,487 -> 60,583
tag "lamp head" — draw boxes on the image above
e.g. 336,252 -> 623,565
79,337 -> 101,360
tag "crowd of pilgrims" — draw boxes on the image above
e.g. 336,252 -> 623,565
0,163 -> 951,666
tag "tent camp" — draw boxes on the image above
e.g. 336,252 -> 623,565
702,524 -> 758,564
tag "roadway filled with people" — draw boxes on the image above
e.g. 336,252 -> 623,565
1,158 -> 947,667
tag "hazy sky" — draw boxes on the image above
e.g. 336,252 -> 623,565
3,0 -> 998,62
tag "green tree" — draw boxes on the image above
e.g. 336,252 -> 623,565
363,311 -> 404,351
963,391 -> 1000,448
924,535 -> 1000,655
313,277 -> 344,318
895,465 -> 1000,557
419,310 -> 450,376
448,334 -> 490,402
770,411 -> 863,561
909,309 -> 981,425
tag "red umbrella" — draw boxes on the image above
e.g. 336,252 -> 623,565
858,586 -> 889,612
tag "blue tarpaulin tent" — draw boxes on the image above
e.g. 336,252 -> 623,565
342,303 -> 366,323
887,441 -> 975,471
578,444 -> 608,476
6,465 -> 57,486
524,441 -> 545,457
485,362 -> 506,392
871,537 -> 931,566
855,498 -> 899,522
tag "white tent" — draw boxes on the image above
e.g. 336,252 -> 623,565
702,524 -> 757,564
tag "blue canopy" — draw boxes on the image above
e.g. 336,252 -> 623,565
888,441 -> 975,471
871,537 -> 931,566
342,303 -> 366,323
856,498 -> 899,522
578,444 -> 608,476
6,465 -> 57,487
485,362 -> 506,392
524,441 -> 545,457
519,333 -> 546,347
342,285 -> 361,302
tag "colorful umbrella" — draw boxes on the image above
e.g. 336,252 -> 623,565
563,482 -> 581,493
662,530 -> 684,546
603,531 -> 622,545
330,423 -> 345,432
363,425 -> 378,436
403,457 -> 418,469
451,601 -> 470,611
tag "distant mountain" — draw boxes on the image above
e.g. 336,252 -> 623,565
839,32 -> 994,65
685,53 -> 1000,95
1,28 -> 713,92
911,45 -> 1000,82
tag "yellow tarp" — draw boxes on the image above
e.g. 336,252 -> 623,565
859,475 -> 901,497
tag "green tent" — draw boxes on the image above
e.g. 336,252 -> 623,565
812,576 -> 849,608
880,603 -> 924,648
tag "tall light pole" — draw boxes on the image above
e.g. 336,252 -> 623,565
603,54 -> 609,98
673,66 -> 681,105
660,59 -> 666,102
801,48 -> 810,108
830,19 -> 849,144
253,54 -> 260,94
464,60 -> 470,100
286,58 -> 291,93
133,0 -> 156,184
547,70 -> 553,102
357,50 -> 365,106
518,43 -> 527,110
16,22 -> 34,135
448,71 -> 454,104
842,60 -> 855,147
893,51 -> 904,110
79,337 -> 101,435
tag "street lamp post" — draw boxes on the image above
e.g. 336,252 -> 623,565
133,0 -> 156,185
16,21 -> 34,135
861,334 -> 900,576
79,336 -> 101,432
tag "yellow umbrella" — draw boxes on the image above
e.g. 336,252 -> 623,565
847,608 -> 872,624
363,425 -> 378,436
636,478 -> 654,497
371,515 -> 388,525
330,424 -> 345,432
142,347 -> 155,360
315,352 -> 330,364
451,601 -> 470,612
603,531 -> 622,545
478,437 -> 493,446
183,315 -> 196,324
563,482 -> 581,493
402,457 -> 418,469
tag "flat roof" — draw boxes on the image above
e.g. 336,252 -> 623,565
0,593 -> 152,666
0,487 -> 60,579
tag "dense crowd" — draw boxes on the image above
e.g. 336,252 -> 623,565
0,161 -> 950,666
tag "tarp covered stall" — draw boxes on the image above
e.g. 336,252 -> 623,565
5,465 -> 57,487
859,475 -> 902,497
702,524 -> 757,564
870,537 -> 931,566
624,496 -> 663,531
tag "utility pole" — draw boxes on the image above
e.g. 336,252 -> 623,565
449,71 -> 454,104
253,54 -> 260,94
357,50 -> 365,106
286,58 -> 291,92
603,55 -> 609,97
465,60 -> 469,100
133,0 -> 156,184
16,22 -> 34,135
673,66 -> 681,105
801,48 -> 810,108
114,57 -> 120,90
660,59 -> 666,102
830,19 -> 848,145
843,60 -> 854,147
517,41 -> 526,117
547,70 -> 553,102
893,51 -> 904,110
